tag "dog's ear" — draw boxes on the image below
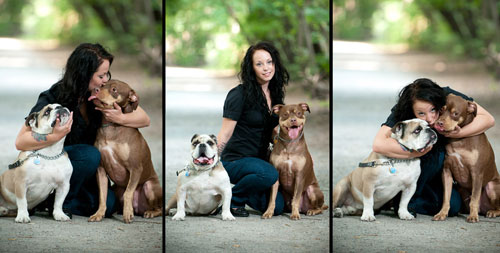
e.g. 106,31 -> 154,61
191,134 -> 199,143
272,104 -> 284,115
209,134 -> 217,144
123,89 -> 140,113
391,121 -> 405,139
299,103 -> 310,113
467,101 -> 477,117
25,112 -> 38,128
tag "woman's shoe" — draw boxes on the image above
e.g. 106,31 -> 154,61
230,207 -> 249,217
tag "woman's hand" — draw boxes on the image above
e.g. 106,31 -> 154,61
52,111 -> 73,139
95,102 -> 124,124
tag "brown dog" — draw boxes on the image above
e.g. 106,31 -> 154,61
87,79 -> 162,223
433,94 -> 500,222
263,103 -> 328,220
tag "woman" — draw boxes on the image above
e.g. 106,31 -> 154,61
15,43 -> 150,218
217,41 -> 288,217
373,78 -> 495,216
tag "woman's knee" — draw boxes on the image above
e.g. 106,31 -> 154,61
66,144 -> 101,176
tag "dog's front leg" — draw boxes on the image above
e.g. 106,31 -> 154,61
172,187 -> 187,221
360,183 -> 376,221
220,182 -> 235,221
433,166 -> 453,221
89,166 -> 109,222
14,175 -> 30,223
123,166 -> 142,223
468,172 -> 483,223
398,182 -> 417,220
262,181 -> 279,219
290,175 -> 305,220
53,180 -> 71,221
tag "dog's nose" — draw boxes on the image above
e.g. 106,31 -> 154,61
94,87 -> 100,94
436,121 -> 443,127
290,118 -> 297,124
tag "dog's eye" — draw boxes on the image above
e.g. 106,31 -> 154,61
207,140 -> 214,146
414,127 -> 422,134
192,141 -> 200,146
112,87 -> 117,93
297,111 -> 302,116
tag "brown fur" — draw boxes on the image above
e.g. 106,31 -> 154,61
88,80 -> 162,223
263,103 -> 327,220
433,94 -> 500,222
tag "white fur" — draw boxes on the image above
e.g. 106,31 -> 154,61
172,134 -> 235,221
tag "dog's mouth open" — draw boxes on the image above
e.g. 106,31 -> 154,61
193,155 -> 215,166
286,125 -> 303,139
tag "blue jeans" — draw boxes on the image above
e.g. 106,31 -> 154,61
222,157 -> 284,215
408,145 -> 461,216
64,144 -> 117,217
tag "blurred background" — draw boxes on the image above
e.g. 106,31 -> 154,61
333,1 -> 500,251
165,0 -> 330,252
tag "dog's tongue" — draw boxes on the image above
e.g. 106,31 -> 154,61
88,95 -> 97,101
195,157 -> 213,165
288,127 -> 300,139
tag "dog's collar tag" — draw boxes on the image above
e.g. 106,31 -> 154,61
34,157 -> 41,165
389,160 -> 396,174
185,171 -> 190,177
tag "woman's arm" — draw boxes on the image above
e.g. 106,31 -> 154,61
96,103 -> 150,128
372,125 -> 432,159
441,102 -> 495,138
217,118 -> 237,154
15,112 -> 73,151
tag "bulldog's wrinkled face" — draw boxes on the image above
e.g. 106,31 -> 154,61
434,94 -> 477,133
391,118 -> 438,152
273,103 -> 310,140
88,79 -> 139,113
25,104 -> 71,134
190,134 -> 219,168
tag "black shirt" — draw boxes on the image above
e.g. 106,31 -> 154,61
29,83 -> 101,146
221,84 -> 279,162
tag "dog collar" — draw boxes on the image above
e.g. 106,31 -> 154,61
399,143 -> 413,152
177,160 -> 220,177
358,158 -> 416,174
8,150 -> 67,169
275,127 -> 303,144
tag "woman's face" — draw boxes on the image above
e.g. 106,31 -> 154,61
88,59 -> 110,92
252,49 -> 275,86
413,99 -> 439,126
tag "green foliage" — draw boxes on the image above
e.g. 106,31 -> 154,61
333,0 -> 381,40
167,0 -> 329,98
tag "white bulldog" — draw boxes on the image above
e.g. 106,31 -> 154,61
0,104 -> 73,223
333,119 -> 437,221
166,134 -> 235,221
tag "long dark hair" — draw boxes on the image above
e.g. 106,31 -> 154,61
393,78 -> 446,121
57,43 -> 114,108
239,41 -> 289,108
56,43 -> 113,145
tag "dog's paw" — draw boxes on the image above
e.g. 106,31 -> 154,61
486,210 -> 500,218
15,214 -> 31,223
398,210 -> 415,220
333,208 -> 343,218
172,213 -> 185,221
306,208 -> 323,216
262,210 -> 274,219
432,212 -> 447,221
88,213 -> 104,222
222,211 -> 236,221
290,212 -> 301,220
360,214 -> 376,222
467,214 -> 479,223
53,211 -> 71,222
